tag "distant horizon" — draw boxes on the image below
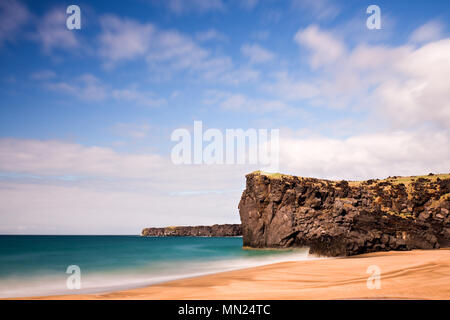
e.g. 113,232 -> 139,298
0,222 -> 244,235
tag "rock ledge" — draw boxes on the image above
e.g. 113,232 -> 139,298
142,224 -> 242,237
238,171 -> 450,256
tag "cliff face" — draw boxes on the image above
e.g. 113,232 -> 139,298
141,224 -> 241,237
239,171 -> 450,256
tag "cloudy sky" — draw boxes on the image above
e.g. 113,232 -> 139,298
0,0 -> 449,234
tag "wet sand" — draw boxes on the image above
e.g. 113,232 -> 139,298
16,248 -> 450,300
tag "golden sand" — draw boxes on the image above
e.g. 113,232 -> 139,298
15,248 -> 450,300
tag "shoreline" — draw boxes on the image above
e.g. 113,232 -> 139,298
11,248 -> 450,300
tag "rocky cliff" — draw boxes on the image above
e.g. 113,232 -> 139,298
141,224 -> 242,237
239,171 -> 450,256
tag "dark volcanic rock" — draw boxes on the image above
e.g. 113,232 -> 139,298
141,224 -> 241,237
239,171 -> 450,256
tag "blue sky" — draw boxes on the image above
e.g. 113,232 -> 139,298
0,0 -> 449,234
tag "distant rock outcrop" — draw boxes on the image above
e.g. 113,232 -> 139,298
239,171 -> 450,256
141,224 -> 242,237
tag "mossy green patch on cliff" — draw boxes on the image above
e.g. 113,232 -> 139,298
251,170 -> 328,182
348,173 -> 450,187
252,170 -> 450,187
251,170 -> 291,179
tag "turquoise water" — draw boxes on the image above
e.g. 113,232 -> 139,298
0,235 -> 311,298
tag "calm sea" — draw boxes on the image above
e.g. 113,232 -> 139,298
0,235 -> 312,298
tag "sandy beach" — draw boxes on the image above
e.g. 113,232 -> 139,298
17,248 -> 450,300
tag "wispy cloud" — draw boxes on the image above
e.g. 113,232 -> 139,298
44,74 -> 107,101
291,0 -> 340,21
237,0 -> 259,11
42,74 -> 167,107
280,130 -> 450,180
112,87 -> 167,108
203,90 -> 308,117
97,15 -> 259,85
112,122 -> 151,139
250,30 -> 270,41
98,15 -> 155,66
0,0 -> 30,46
35,7 -> 79,53
152,0 -> 225,15
195,29 -> 228,42
409,20 -> 444,44
0,138 -> 250,232
294,25 -> 345,68
241,43 -> 275,64
30,70 -> 56,81
280,24 -> 450,130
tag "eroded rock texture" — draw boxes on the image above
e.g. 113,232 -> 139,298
142,224 -> 242,237
239,171 -> 450,256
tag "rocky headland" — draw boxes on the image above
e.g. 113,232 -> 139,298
141,224 -> 241,237
239,171 -> 450,256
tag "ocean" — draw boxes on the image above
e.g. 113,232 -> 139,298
0,235 -> 312,298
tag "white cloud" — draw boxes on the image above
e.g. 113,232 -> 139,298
30,70 -> 56,80
410,21 -> 444,44
0,138 -> 252,233
163,0 -> 225,14
0,138 -> 253,184
0,182 -> 241,234
112,123 -> 151,139
146,29 -> 210,70
263,71 -> 321,101
268,25 -> 450,180
98,15 -> 155,65
279,130 -> 450,181
291,0 -> 340,21
196,29 -> 228,42
42,74 -> 167,107
112,87 -> 167,108
241,43 -> 275,64
251,30 -> 270,41
282,25 -> 450,129
0,0 -> 30,46
0,139 -> 164,179
294,25 -> 345,68
219,93 -> 287,113
35,8 -> 79,53
45,74 -> 107,101
203,90 -> 308,117
151,0 -> 257,14
263,10 -> 282,23
98,15 -> 239,82
238,0 -> 259,10
372,39 -> 450,128
216,67 -> 260,85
